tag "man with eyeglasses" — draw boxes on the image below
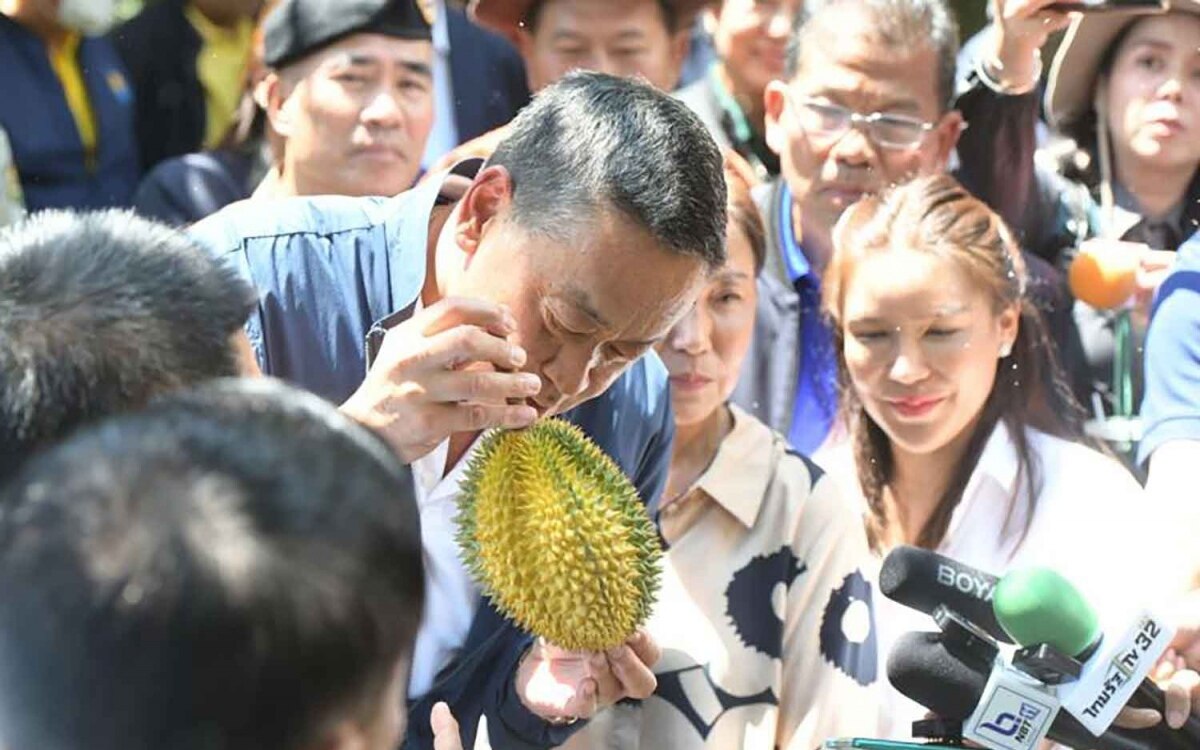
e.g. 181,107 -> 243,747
733,0 -> 1084,454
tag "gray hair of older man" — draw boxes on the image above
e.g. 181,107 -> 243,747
785,0 -> 961,112
488,70 -> 728,270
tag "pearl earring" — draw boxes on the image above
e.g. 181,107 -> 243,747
1000,342 -> 1013,358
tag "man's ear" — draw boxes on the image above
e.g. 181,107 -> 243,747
764,80 -> 789,157
932,108 -> 966,172
263,72 -> 298,139
456,166 -> 514,259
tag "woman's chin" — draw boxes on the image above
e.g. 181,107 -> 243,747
670,398 -> 721,429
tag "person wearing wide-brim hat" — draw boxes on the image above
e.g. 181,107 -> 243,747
985,0 -> 1200,465
1043,0 -> 1200,246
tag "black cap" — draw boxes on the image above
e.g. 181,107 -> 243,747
264,0 -> 434,69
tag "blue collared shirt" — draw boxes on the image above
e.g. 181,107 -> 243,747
189,162 -> 674,749
776,181 -> 839,455
1139,231 -> 1200,465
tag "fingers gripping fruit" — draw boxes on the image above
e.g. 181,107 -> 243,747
457,419 -> 662,651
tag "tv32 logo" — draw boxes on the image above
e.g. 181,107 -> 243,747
981,701 -> 1044,743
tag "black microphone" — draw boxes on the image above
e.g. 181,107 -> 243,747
879,546 -> 1012,644
887,630 -> 1185,750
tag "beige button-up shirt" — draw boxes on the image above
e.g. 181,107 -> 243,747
563,406 -> 880,749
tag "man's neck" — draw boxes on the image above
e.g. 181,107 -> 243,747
791,201 -> 833,276
445,431 -> 478,476
716,64 -> 765,136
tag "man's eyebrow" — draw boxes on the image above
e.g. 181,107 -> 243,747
342,54 -> 433,79
711,269 -> 751,282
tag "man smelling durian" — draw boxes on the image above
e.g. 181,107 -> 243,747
191,71 -> 728,749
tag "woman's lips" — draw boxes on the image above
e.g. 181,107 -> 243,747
1145,118 -> 1185,138
886,395 -> 945,418
669,373 -> 714,393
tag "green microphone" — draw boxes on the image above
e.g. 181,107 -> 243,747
993,567 -> 1198,746
993,568 -> 1102,659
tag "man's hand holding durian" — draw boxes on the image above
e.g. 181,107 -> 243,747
340,297 -> 541,463
515,629 -> 662,724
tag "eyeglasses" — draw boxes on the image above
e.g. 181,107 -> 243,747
786,94 -> 936,150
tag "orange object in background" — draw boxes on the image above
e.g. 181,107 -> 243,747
1068,240 -> 1140,310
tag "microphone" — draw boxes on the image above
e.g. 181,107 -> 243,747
879,546 -> 1012,644
994,567 -> 1200,744
888,630 -> 1166,750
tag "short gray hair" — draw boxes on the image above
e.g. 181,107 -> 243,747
489,71 -> 727,268
786,0 -> 960,111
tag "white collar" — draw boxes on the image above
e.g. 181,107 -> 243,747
432,0 -> 450,54
943,420 -> 1024,547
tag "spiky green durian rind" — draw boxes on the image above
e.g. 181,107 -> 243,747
457,419 -> 662,652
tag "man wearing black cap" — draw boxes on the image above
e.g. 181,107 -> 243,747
255,0 -> 434,198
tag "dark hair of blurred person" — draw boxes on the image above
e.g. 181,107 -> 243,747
0,210 -> 258,484
676,0 -> 803,179
0,378 -> 424,750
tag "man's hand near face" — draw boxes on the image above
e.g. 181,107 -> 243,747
516,629 -> 662,724
340,297 -> 541,463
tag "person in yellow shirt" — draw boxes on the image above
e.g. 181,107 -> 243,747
0,0 -> 139,210
112,0 -> 262,173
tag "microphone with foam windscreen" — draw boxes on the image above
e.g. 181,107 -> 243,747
887,630 -> 1168,750
879,546 -> 1012,644
993,567 -> 1200,744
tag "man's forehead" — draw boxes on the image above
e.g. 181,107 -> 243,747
537,0 -> 670,35
310,33 -> 433,68
795,31 -> 939,110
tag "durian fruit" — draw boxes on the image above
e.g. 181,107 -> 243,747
456,418 -> 662,652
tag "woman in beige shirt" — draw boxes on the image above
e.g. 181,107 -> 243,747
564,155 -> 879,749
